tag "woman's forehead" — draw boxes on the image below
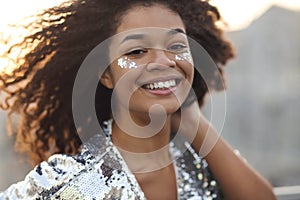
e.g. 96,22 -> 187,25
115,4 -> 185,34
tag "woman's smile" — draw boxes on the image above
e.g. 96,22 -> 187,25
101,5 -> 194,115
138,74 -> 183,96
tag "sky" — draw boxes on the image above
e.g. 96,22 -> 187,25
210,0 -> 300,30
0,0 -> 300,31
1,0 -> 300,73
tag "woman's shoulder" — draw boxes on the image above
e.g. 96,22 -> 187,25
0,148 -> 93,199
0,139 -> 145,200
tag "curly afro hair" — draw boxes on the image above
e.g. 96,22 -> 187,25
0,0 -> 234,165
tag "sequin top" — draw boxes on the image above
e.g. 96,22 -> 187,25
0,120 -> 223,200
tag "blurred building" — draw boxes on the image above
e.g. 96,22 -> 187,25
221,6 -> 300,187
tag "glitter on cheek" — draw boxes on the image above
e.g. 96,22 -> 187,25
117,57 -> 127,68
117,57 -> 138,69
175,55 -> 185,61
174,51 -> 193,64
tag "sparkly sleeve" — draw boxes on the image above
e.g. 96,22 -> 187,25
0,154 -> 85,199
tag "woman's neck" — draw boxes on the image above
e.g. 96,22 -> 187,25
111,114 -> 173,173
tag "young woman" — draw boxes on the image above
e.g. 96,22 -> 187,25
0,0 -> 276,199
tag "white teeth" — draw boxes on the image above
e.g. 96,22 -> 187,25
165,81 -> 170,88
158,82 -> 164,88
144,80 -> 177,90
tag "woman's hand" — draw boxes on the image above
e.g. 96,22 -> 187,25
171,100 -> 219,156
171,100 -> 276,200
171,100 -> 202,143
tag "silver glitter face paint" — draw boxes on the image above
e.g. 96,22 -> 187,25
174,51 -> 193,64
117,49 -> 193,70
117,57 -> 138,69
175,55 -> 185,61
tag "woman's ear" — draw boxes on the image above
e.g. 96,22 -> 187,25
100,69 -> 114,89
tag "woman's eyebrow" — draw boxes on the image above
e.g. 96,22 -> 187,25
120,28 -> 186,44
121,33 -> 145,44
168,28 -> 186,35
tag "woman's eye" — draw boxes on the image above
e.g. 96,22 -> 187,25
125,49 -> 147,56
168,44 -> 187,52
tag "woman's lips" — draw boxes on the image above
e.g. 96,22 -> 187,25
140,79 -> 180,95
142,79 -> 176,90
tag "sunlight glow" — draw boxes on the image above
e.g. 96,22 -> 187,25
0,0 -> 67,75
0,0 -> 66,28
210,0 -> 300,30
0,0 -> 300,74
0,0 -> 299,31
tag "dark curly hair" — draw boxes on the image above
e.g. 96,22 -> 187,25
0,0 -> 234,165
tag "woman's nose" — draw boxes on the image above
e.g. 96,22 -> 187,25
146,49 -> 176,71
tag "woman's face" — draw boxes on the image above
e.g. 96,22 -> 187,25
101,4 -> 194,121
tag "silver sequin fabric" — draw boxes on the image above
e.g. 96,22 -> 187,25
0,120 -> 223,200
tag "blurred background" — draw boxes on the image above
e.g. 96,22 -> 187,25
0,0 -> 299,198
